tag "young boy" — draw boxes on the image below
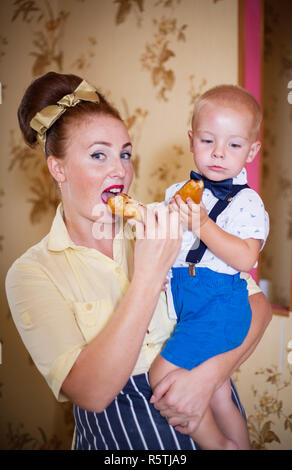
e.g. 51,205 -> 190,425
149,85 -> 269,450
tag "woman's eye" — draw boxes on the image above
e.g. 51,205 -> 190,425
201,139 -> 213,144
90,152 -> 105,160
121,151 -> 132,160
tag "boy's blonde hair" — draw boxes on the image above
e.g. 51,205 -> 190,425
191,84 -> 262,140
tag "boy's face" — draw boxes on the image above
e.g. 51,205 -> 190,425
188,102 -> 261,181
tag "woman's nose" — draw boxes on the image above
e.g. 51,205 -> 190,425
109,157 -> 126,178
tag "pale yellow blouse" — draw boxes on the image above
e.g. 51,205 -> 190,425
5,204 -> 261,403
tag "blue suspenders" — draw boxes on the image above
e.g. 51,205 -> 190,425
185,184 -> 249,274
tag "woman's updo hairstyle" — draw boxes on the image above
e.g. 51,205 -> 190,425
18,71 -> 122,158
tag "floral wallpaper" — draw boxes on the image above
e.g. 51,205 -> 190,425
248,366 -> 292,449
0,0 -> 291,450
236,312 -> 292,450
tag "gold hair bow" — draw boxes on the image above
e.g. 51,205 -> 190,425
30,80 -> 100,153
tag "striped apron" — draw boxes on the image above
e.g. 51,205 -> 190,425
73,373 -> 246,450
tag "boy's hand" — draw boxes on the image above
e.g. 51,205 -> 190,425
169,195 -> 209,234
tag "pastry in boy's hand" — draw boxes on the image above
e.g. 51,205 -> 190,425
108,193 -> 143,221
174,179 -> 204,204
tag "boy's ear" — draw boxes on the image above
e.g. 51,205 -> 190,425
188,130 -> 194,152
246,141 -> 261,163
47,155 -> 66,183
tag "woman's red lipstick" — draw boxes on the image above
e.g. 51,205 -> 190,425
101,185 -> 124,204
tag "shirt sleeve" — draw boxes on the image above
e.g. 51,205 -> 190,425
224,189 -> 269,250
5,260 -> 86,402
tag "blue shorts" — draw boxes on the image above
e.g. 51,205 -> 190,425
161,267 -> 252,370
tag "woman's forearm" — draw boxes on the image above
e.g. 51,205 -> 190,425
188,291 -> 272,393
151,292 -> 272,434
217,291 -> 272,378
62,210 -> 182,412
62,273 -> 164,412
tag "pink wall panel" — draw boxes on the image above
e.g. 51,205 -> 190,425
244,0 -> 262,193
242,0 -> 262,280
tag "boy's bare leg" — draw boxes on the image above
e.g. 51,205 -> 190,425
210,379 -> 251,450
188,406 -> 238,450
149,354 -> 179,390
149,355 -> 239,450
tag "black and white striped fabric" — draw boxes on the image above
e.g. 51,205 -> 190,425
73,373 -> 246,450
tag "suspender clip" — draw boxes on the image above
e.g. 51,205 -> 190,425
188,263 -> 196,276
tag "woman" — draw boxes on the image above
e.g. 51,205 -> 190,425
6,72 -> 272,450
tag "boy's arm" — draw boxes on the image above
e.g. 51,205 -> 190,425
198,215 -> 261,272
171,195 -> 261,272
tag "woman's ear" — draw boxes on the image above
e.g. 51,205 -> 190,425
246,141 -> 261,163
47,155 -> 66,183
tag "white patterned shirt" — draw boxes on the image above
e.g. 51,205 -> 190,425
165,168 -> 269,276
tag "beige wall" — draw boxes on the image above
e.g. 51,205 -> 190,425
0,0 -> 291,450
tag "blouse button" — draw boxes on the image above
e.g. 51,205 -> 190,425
86,303 -> 93,310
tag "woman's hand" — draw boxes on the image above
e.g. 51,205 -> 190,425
150,363 -> 217,435
150,292 -> 273,434
129,204 -> 182,282
62,204 -> 183,412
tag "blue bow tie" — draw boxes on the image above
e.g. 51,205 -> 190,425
190,170 -> 233,200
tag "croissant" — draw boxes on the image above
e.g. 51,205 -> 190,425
107,193 -> 143,221
108,179 -> 204,221
174,179 -> 204,204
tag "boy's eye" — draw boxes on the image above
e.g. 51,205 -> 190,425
230,143 -> 241,148
201,139 -> 213,144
